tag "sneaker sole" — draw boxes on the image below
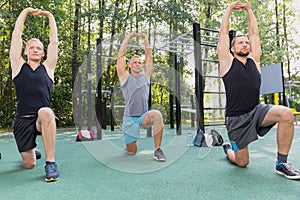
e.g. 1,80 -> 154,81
153,156 -> 166,162
222,142 -> 232,155
45,177 -> 59,182
276,170 -> 300,180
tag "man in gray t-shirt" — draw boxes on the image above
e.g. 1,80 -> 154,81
116,32 -> 166,162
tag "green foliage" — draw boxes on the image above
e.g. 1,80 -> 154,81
0,0 -> 299,129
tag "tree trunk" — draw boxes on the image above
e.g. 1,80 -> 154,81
71,2 -> 81,89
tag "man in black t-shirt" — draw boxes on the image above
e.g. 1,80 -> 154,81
10,8 -> 59,182
218,0 -> 300,180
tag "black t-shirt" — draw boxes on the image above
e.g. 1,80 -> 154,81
222,58 -> 261,117
13,63 -> 53,117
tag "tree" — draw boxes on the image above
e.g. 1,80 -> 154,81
0,0 -> 299,129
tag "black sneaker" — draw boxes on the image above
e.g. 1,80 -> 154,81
222,142 -> 231,155
45,163 -> 59,182
153,148 -> 166,162
276,162 -> 300,180
35,149 -> 42,160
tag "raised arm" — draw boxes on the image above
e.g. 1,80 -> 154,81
116,32 -> 136,82
139,33 -> 153,81
244,0 -> 261,67
42,11 -> 58,72
10,8 -> 38,77
217,1 -> 244,77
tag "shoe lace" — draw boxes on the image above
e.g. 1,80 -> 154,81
155,149 -> 163,156
156,149 -> 165,158
284,163 -> 298,172
46,164 -> 57,173
155,148 -> 161,154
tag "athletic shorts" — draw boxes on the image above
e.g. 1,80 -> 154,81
122,112 -> 148,144
12,116 -> 40,153
225,104 -> 276,151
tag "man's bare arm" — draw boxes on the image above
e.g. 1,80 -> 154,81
140,34 -> 152,81
217,1 -> 244,77
43,11 -> 58,71
245,0 -> 261,66
10,8 -> 38,77
116,32 -> 137,82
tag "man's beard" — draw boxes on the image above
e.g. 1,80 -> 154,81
236,51 -> 250,57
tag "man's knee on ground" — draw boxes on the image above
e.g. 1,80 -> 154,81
126,150 -> 137,155
235,159 -> 249,168
22,160 -> 36,169
21,150 -> 36,169
126,141 -> 137,155
233,150 -> 249,168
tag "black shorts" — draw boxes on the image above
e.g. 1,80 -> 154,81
225,104 -> 276,150
12,116 -> 41,153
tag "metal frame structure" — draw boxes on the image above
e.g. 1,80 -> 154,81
158,23 -> 226,133
95,39 -> 152,139
91,23 -> 226,139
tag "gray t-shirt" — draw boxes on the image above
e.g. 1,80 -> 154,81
121,74 -> 149,116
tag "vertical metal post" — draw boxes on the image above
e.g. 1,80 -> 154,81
110,86 -> 115,131
87,53 -> 92,130
78,68 -> 82,131
169,53 -> 174,129
147,83 -> 152,137
175,55 -> 181,135
147,39 -> 152,137
281,62 -> 287,106
193,23 -> 204,132
229,30 -> 236,56
169,92 -> 174,129
190,95 -> 195,128
103,91 -> 107,129
96,38 -> 102,140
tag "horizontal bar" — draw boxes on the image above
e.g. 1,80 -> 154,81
101,42 -> 146,49
203,75 -> 222,78
157,48 -> 191,56
159,30 -> 193,49
202,35 -> 219,40
204,123 -> 226,126
200,27 -> 219,33
204,107 -> 226,110
101,56 -> 116,60
203,91 -> 226,94
168,45 -> 193,50
202,59 -> 219,63
169,42 -> 194,47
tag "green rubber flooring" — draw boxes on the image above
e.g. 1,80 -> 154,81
0,126 -> 300,200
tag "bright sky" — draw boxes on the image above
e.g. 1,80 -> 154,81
291,0 -> 300,72
292,0 -> 300,45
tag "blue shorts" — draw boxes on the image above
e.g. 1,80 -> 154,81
122,112 -> 148,144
